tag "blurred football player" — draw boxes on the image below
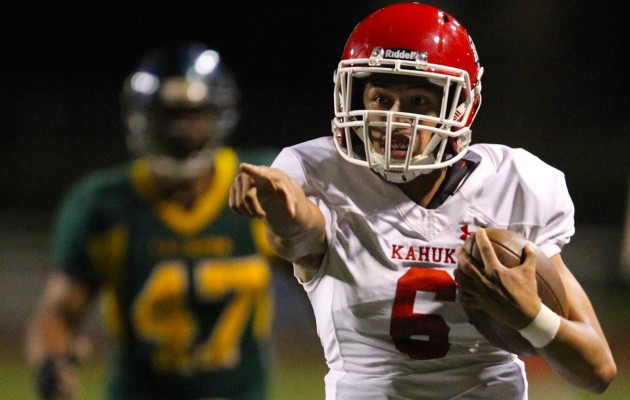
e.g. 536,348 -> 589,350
26,42 -> 283,400
229,3 -> 617,399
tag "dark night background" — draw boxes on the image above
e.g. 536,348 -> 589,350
2,0 -> 629,225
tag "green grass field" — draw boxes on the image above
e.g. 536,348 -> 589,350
1,358 -> 328,400
4,350 -> 629,400
2,284 -> 629,399
0,328 -> 328,400
4,311 -> 629,400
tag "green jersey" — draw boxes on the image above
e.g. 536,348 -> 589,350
52,147 -> 279,400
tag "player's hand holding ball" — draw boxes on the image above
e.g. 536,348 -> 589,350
454,228 -> 568,355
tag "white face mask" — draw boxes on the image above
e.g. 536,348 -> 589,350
331,54 -> 482,183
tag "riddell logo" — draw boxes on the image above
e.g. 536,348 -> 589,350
384,49 -> 421,60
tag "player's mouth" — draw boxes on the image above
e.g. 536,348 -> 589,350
387,136 -> 409,159
370,129 -> 415,159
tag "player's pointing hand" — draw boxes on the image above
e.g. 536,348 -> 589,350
229,163 -> 303,220
229,162 -> 327,269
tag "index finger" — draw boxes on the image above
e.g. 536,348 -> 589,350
240,163 -> 273,185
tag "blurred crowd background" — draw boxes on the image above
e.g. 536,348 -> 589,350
2,1 -> 629,398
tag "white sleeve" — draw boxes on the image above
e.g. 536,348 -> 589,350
469,145 -> 575,258
271,147 -> 307,185
270,145 -> 335,267
531,171 -> 575,258
510,147 -> 575,258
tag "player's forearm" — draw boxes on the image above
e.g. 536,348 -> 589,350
26,312 -> 76,366
26,275 -> 92,366
265,199 -> 327,263
537,261 -> 618,392
538,320 -> 617,393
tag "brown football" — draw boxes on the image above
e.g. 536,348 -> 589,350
461,228 -> 569,356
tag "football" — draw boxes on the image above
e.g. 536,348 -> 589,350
460,228 -> 569,356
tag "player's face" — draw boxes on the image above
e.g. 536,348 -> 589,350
148,108 -> 220,160
362,78 -> 442,160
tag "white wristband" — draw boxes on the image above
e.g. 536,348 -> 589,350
517,304 -> 561,348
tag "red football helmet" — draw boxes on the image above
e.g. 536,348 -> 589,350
332,3 -> 483,183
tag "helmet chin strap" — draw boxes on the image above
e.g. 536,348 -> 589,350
373,154 -> 436,183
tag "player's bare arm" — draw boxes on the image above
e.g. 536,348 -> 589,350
456,229 -> 616,393
536,256 -> 616,393
229,163 -> 327,280
26,274 -> 94,400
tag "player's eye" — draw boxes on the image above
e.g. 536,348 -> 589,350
411,96 -> 430,106
374,96 -> 392,107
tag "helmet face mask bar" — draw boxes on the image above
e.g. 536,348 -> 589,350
331,3 -> 483,183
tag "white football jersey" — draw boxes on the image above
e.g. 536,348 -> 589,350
271,137 -> 575,400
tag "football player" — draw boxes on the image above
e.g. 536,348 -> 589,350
26,42 -> 283,400
229,3 -> 617,399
